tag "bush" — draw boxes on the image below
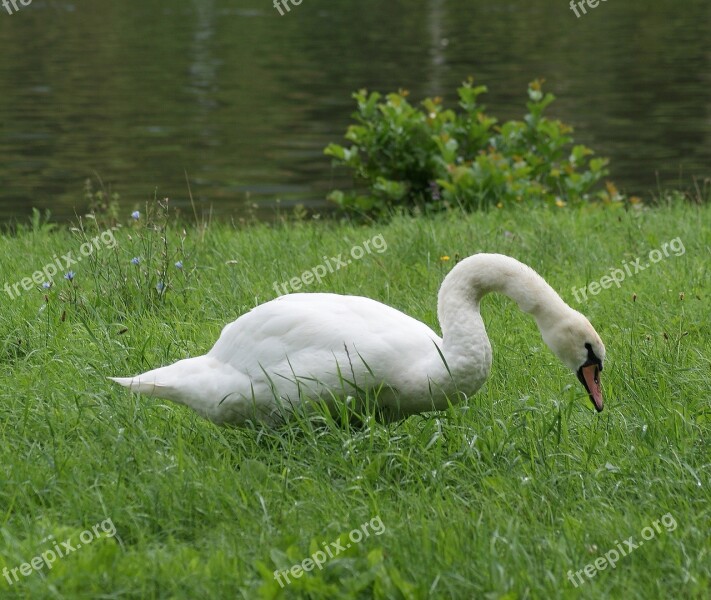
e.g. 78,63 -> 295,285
325,79 -> 626,216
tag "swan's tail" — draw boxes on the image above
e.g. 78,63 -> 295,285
108,355 -> 237,420
108,375 -> 164,396
108,358 -> 205,401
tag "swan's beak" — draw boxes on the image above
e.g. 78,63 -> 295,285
577,364 -> 603,412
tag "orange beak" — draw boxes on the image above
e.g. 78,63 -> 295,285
577,364 -> 603,412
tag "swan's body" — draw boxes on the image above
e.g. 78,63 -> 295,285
111,254 -> 605,425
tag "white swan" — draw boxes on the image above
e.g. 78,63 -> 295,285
110,253 -> 605,425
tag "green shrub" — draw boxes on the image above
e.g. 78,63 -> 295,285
325,79 -> 625,216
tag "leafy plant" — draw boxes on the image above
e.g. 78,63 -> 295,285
325,78 -> 624,216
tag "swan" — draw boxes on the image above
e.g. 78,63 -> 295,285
110,253 -> 605,425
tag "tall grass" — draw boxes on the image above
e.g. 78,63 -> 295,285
0,202 -> 708,599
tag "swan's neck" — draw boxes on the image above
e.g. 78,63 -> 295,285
437,254 -> 570,368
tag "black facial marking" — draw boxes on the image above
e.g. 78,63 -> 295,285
584,342 -> 603,371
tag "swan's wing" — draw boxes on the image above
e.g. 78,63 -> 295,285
207,293 -> 444,402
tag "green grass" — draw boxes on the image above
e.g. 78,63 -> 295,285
0,202 -> 709,599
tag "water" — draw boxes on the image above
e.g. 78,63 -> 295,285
0,0 -> 709,222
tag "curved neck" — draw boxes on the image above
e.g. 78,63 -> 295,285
437,254 -> 570,356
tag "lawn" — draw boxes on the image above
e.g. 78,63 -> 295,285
0,202 -> 709,599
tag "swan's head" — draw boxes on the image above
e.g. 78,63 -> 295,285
542,309 -> 606,412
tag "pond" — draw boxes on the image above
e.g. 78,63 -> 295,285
0,0 -> 709,222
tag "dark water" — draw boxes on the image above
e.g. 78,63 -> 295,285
0,0 -> 709,222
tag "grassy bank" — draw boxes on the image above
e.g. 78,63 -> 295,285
0,203 -> 709,599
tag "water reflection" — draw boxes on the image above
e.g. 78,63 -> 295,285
0,0 -> 708,222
